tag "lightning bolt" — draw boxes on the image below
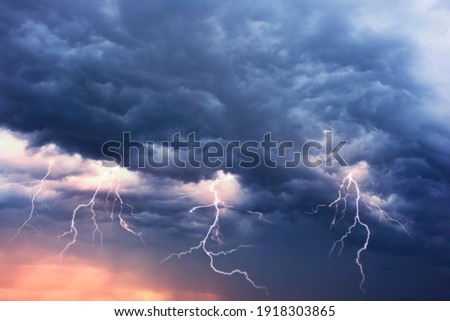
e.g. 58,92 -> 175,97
9,160 -> 53,242
58,166 -> 144,260
247,210 -> 272,224
314,171 -> 411,293
306,204 -> 327,215
328,173 -> 369,292
115,192 -> 145,243
125,203 -> 141,220
363,200 -> 412,238
58,170 -> 107,261
329,176 -> 351,228
161,174 -> 269,295
105,168 -> 145,243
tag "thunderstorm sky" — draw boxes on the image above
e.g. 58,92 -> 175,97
0,0 -> 450,300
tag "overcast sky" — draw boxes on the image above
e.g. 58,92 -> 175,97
0,0 -> 449,300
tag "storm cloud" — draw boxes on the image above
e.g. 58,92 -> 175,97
0,0 -> 449,299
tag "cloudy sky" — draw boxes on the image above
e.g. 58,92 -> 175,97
0,0 -> 449,300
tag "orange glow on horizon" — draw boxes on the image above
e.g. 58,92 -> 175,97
0,248 -> 219,301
